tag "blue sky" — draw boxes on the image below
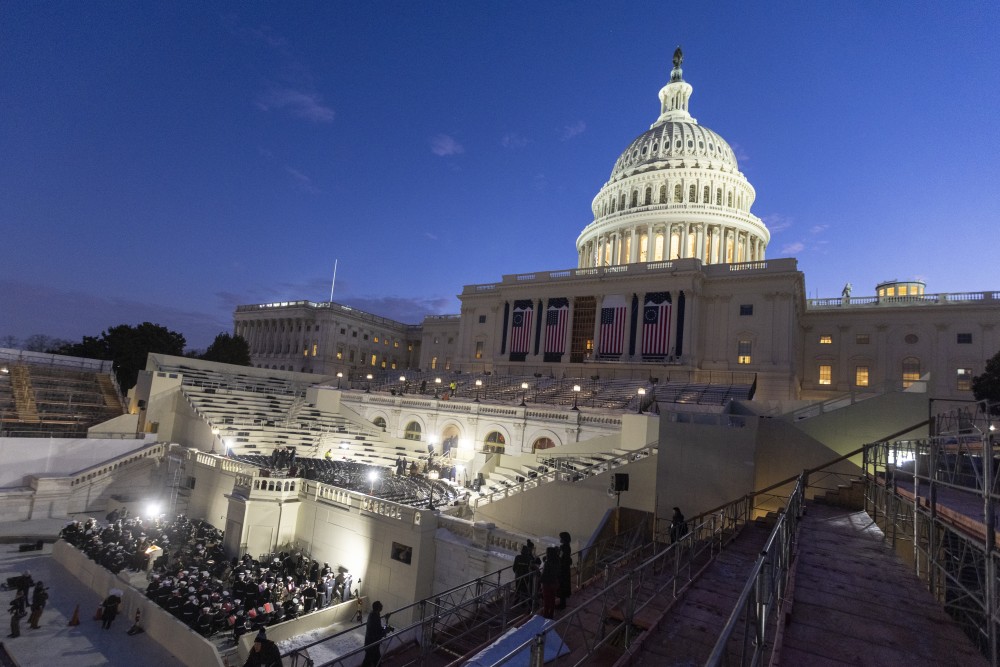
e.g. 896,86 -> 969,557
2,1 -> 998,350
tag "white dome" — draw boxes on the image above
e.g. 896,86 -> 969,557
576,49 -> 769,269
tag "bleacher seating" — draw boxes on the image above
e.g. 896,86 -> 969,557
0,362 -> 125,437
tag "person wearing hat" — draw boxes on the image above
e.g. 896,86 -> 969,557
27,581 -> 48,629
362,601 -> 388,667
243,628 -> 282,667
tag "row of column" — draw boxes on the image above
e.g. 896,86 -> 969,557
238,318 -> 316,357
579,223 -> 764,268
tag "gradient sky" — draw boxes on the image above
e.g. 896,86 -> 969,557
2,2 -> 998,350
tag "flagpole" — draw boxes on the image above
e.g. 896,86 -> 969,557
329,259 -> 338,303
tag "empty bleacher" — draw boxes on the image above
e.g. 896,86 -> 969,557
0,360 -> 125,438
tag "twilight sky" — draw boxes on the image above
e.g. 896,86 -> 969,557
2,1 -> 998,350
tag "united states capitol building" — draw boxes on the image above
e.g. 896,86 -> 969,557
1,51 -> 998,665
234,51 -> 999,407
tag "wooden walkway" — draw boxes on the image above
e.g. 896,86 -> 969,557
776,502 -> 988,666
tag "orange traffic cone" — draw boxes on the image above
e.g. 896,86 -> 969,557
68,604 -> 80,626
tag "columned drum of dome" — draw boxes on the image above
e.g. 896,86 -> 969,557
576,49 -> 770,268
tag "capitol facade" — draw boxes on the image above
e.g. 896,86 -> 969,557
235,51 -> 1000,407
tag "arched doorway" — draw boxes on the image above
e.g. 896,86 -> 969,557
483,431 -> 506,454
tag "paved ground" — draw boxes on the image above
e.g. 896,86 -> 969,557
0,517 -> 186,667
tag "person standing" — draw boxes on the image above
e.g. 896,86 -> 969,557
8,589 -> 27,638
539,547 -> 560,619
556,533 -> 572,610
243,628 -> 282,666
101,593 -> 121,630
27,581 -> 48,629
362,600 -> 387,667
669,507 -> 688,543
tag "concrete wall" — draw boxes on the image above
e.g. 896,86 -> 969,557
53,541 -> 224,667
235,598 -> 361,664
658,413 -> 759,518
0,437 -> 149,488
472,454 -> 658,544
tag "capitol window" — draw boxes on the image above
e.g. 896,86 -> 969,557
737,340 -> 752,364
739,304 -> 753,316
716,188 -> 722,205
957,368 -> 973,391
902,357 -> 921,389
644,187 -> 652,205
703,186 -> 710,203
855,366 -> 869,387
856,334 -> 870,344
688,185 -> 697,202
674,184 -> 682,201
819,335 -> 832,344
957,333 -> 972,344
630,191 -> 638,207
818,365 -> 832,385
659,185 -> 667,202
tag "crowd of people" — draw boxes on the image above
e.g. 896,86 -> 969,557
58,513 -> 355,644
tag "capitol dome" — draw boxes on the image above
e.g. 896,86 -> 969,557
576,49 -> 770,268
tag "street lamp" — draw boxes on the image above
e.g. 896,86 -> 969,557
366,373 -> 373,393
434,377 -> 442,398
637,387 -> 646,414
368,470 -> 378,494
474,379 -> 482,403
571,384 -> 581,411
211,428 -> 221,455
520,382 -> 529,407
336,372 -> 343,390
399,375 -> 406,394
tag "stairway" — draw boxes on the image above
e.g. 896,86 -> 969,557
96,374 -> 125,413
10,364 -> 39,422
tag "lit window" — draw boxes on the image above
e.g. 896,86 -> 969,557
384,338 -> 389,346
819,365 -> 832,385
336,347 -> 343,360
739,304 -> 753,316
819,335 -> 832,344
445,358 -> 452,370
886,287 -> 895,296
303,348 -> 308,357
898,285 -> 908,296
737,340 -> 752,365
902,357 -> 921,389
394,341 -> 399,348
374,336 -> 379,343
855,366 -> 869,387
370,354 -> 377,366
311,343 -> 317,356
856,334 -> 870,345
407,344 -> 413,351
957,333 -> 972,344
475,341 -> 484,359
957,368 -> 973,391
404,421 -> 422,441
431,356 -> 438,370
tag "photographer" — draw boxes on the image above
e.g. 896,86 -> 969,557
362,600 -> 391,667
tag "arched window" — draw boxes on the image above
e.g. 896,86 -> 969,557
484,431 -> 506,454
727,192 -> 733,207
610,199 -> 616,213
644,187 -> 652,205
703,186 -> 710,203
654,233 -> 665,261
659,185 -> 667,202
902,357 -> 921,389
404,421 -> 422,441
716,188 -> 722,205
674,183 -> 682,201
372,416 -> 387,430
630,191 -> 638,207
620,194 -> 627,209
532,437 -> 555,452
688,185 -> 697,202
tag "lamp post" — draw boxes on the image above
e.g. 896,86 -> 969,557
637,387 -> 646,414
520,382 -> 529,407
211,428 -> 221,455
336,372 -> 343,390
474,379 -> 482,403
434,377 -> 441,398
365,373 -> 373,393
571,384 -> 581,411
368,470 -> 378,494
399,375 -> 406,394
